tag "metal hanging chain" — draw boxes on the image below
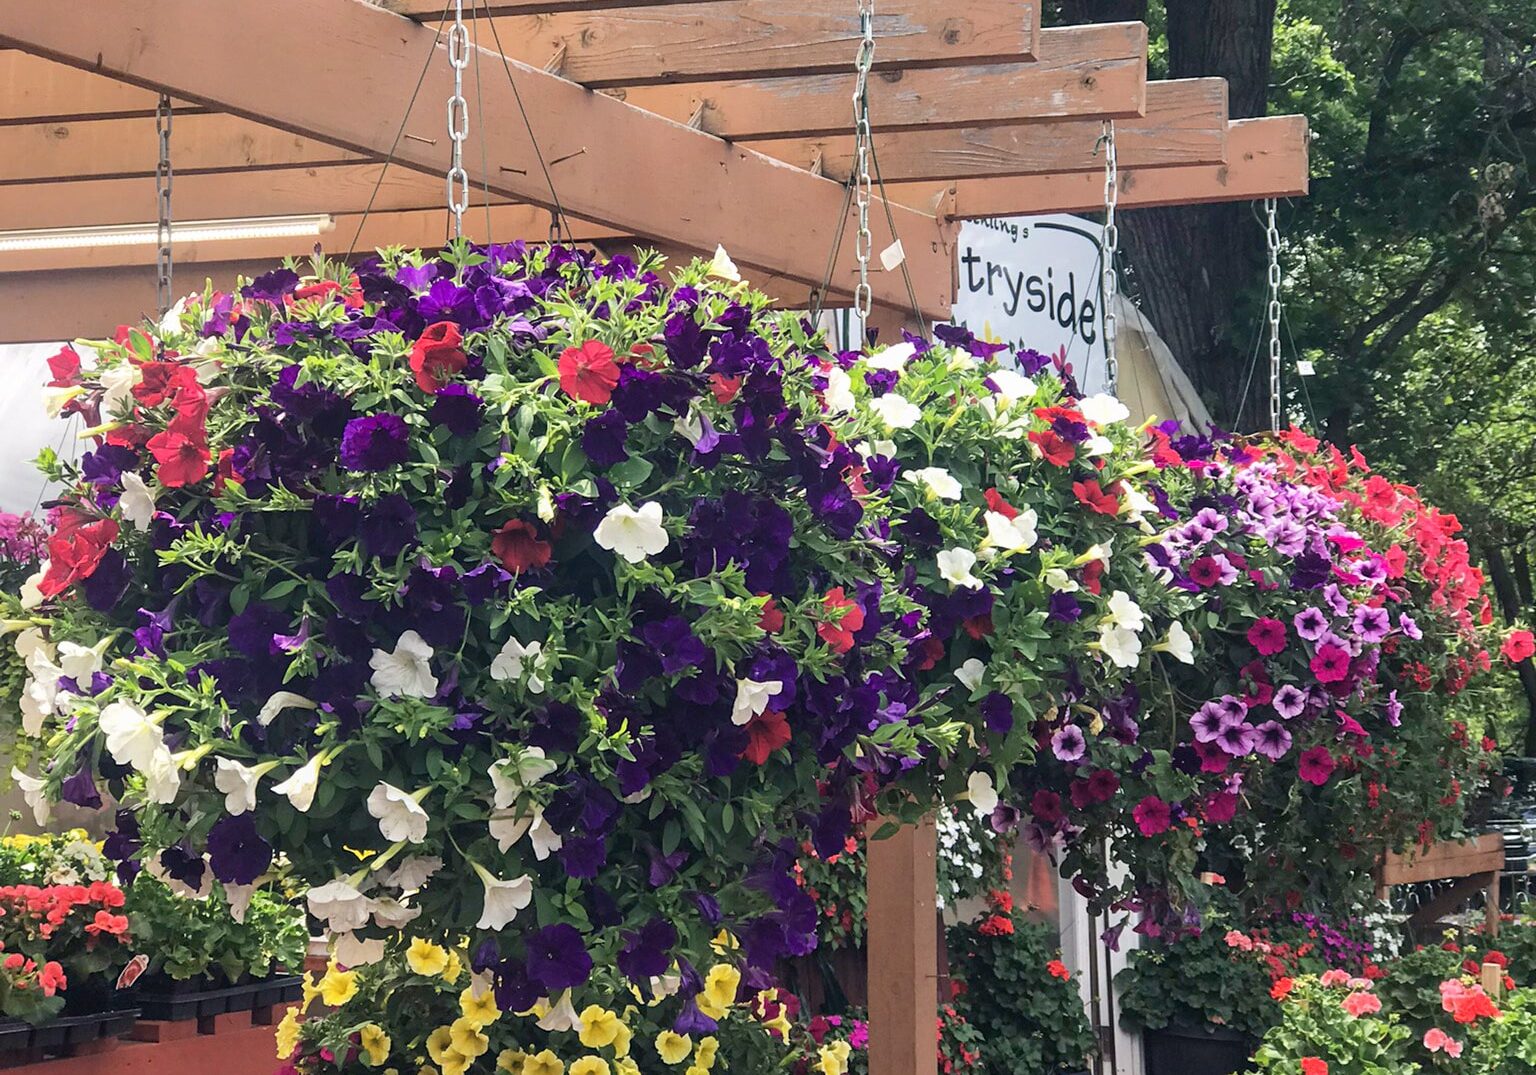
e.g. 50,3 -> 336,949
850,0 -> 876,331
445,0 -> 472,238
1264,196 -> 1283,434
1100,120 -> 1119,398
155,94 -> 174,318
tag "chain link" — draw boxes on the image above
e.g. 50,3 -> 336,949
445,0 -> 472,238
850,0 -> 876,332
1100,121 -> 1119,399
155,94 -> 174,318
1265,197 -> 1283,434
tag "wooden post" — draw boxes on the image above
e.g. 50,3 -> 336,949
867,817 -> 938,1075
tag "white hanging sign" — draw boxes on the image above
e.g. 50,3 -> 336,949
948,214 -> 1109,393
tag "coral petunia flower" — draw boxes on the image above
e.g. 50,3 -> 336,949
816,588 -> 865,654
558,340 -> 621,405
409,321 -> 469,393
147,428 -> 211,488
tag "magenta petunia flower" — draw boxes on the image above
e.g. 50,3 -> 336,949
1310,643 -> 1352,683
1132,796 -> 1172,836
1298,745 -> 1335,786
1247,617 -> 1288,656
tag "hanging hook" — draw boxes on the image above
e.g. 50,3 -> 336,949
1100,120 -> 1119,399
155,94 -> 174,319
445,0 -> 472,239
1265,197 -> 1283,434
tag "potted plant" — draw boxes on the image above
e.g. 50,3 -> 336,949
0,881 -> 134,1015
1117,927 -> 1278,1075
1249,973 -> 1415,1075
949,890 -> 1096,1075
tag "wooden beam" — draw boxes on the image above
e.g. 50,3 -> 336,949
0,113 -> 361,182
866,819 -> 938,1075
0,50 -> 203,123
612,23 -> 1147,140
752,78 -> 1227,183
0,204 -> 625,275
901,115 -> 1309,217
0,0 -> 955,318
380,0 -> 720,16
432,1 -> 1038,87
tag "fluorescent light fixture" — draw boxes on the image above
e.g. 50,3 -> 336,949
0,214 -> 335,253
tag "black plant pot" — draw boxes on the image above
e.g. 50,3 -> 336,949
1143,1024 -> 1254,1075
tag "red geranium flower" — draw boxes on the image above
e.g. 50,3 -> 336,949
816,587 -> 865,654
1046,960 -> 1070,981
740,709 -> 791,765
1300,1058 -> 1328,1075
491,520 -> 553,574
147,428 -> 210,488
558,340 -> 621,405
1271,977 -> 1296,1001
409,321 -> 469,393
1028,429 -> 1074,467
1072,479 -> 1120,516
1502,630 -> 1535,663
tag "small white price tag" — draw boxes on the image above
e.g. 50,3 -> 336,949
1296,359 -> 1316,376
879,240 -> 905,272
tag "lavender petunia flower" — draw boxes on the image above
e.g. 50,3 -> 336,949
1252,721 -> 1293,761
1051,724 -> 1088,763
1272,684 -> 1307,719
1293,607 -> 1329,641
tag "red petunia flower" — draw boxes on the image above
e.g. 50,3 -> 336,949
983,488 -> 1019,520
1310,643 -> 1351,683
1502,629 -> 1535,663
558,340 -> 621,405
757,594 -> 784,633
147,428 -> 210,488
491,519 -> 553,574
1132,796 -> 1172,836
740,709 -> 791,765
710,374 -> 742,404
1300,1058 -> 1328,1075
1028,430 -> 1074,467
132,361 -> 200,408
1188,556 -> 1224,588
38,515 -> 120,598
46,345 -> 82,387
1072,479 -> 1120,516
409,321 -> 469,393
816,587 -> 865,654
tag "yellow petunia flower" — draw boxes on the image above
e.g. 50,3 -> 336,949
407,938 -> 451,977
442,951 -> 463,984
417,1068 -> 439,1075
448,1017 -> 490,1059
694,1037 -> 719,1070
577,1006 -> 622,1049
818,1041 -> 852,1075
522,1049 -> 565,1075
360,1024 -> 391,1067
299,971 -> 322,1013
614,1061 -> 640,1075
655,1031 -> 693,1065
698,965 -> 740,1019
319,966 -> 359,1007
569,1060 -> 610,1075
426,1027 -> 456,1066
460,986 -> 501,1027
610,1021 -> 633,1059
440,1052 -> 471,1075
497,1049 -> 528,1073
686,1067 -> 707,1075
709,929 -> 738,954
274,1006 -> 302,1059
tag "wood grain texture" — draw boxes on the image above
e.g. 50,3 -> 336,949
866,819 -> 938,1075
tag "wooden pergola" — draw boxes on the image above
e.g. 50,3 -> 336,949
0,4 -> 1310,1072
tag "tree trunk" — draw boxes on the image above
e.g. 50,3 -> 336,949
1485,544 -> 1536,753
1062,0 -> 1278,429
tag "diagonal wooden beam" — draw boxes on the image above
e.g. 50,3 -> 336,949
0,0 -> 955,317
0,50 -> 203,123
379,0 -> 719,16
613,23 -> 1147,140
751,78 -> 1227,184
426,0 -> 1039,87
897,115 -> 1309,218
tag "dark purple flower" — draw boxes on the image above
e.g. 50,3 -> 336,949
134,602 -> 175,657
581,409 -> 631,468
979,692 -> 1014,735
525,923 -> 594,991
1047,591 -> 1083,623
640,616 -> 708,675
561,834 -> 607,879
429,385 -> 484,436
60,761 -> 102,809
159,844 -> 207,892
242,267 -> 300,302
617,918 -> 676,985
339,414 -> 409,471
358,494 -> 418,559
206,814 -> 273,885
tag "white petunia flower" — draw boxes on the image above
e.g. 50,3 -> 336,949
1156,622 -> 1195,665
382,855 -> 442,892
99,365 -> 140,419
594,501 -> 669,564
257,690 -> 319,726
966,771 -> 999,816
1079,393 -> 1131,426
367,782 -> 430,843
490,637 -> 545,692
937,548 -> 983,590
99,700 -> 164,771
369,630 -> 438,699
903,466 -> 962,501
982,508 -> 1039,554
955,658 -> 986,692
823,367 -> 856,415
536,991 -> 584,1033
868,393 -> 922,430
143,746 -> 181,803
214,757 -> 270,815
223,883 -> 256,924
866,342 -> 916,372
368,896 -> 422,930
306,879 -> 372,933
473,864 -> 533,931
488,810 -> 534,853
118,472 -> 157,530
41,386 -> 83,419
489,748 -> 557,809
1085,434 -> 1115,457
527,811 -> 564,861
20,678 -> 57,737
1098,624 -> 1143,669
11,768 -> 50,826
58,639 -> 109,684
19,569 -> 45,611
158,295 -> 189,337
988,369 -> 1036,406
13,628 -> 51,664
272,754 -> 325,813
332,932 -> 387,967
1105,590 -> 1145,633
731,677 -> 781,726
707,244 -> 741,283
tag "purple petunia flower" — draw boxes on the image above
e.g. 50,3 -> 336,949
1272,683 -> 1308,719
980,692 -> 1014,735
1215,721 -> 1256,757
1384,689 -> 1403,727
617,918 -> 676,985
1051,724 -> 1087,763
358,493 -> 418,560
206,814 -> 273,885
339,413 -> 409,471
1399,613 -> 1423,641
581,409 -> 631,468
640,617 -> 708,675
1351,605 -> 1392,644
1251,721 -> 1293,761
525,923 -> 594,992
1293,607 -> 1329,641
1190,702 -> 1227,743
1047,591 -> 1083,623
429,384 -> 484,436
